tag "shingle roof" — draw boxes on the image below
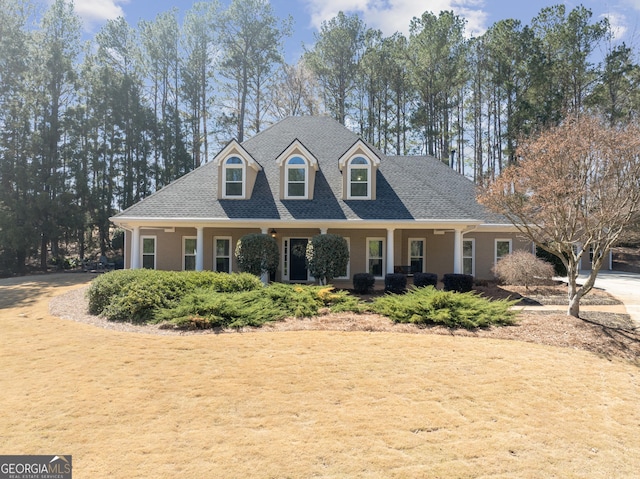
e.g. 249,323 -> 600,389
114,116 -> 504,224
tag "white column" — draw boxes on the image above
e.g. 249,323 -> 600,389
131,226 -> 141,269
320,227 -> 327,234
386,228 -> 395,275
196,226 -> 204,271
453,228 -> 462,274
260,227 -> 269,284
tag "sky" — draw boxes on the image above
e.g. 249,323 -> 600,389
42,0 -> 640,61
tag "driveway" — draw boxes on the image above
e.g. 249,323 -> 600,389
579,270 -> 640,328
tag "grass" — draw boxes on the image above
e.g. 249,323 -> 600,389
1,273 -> 640,478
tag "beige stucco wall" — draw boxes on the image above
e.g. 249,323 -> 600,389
124,226 -> 534,284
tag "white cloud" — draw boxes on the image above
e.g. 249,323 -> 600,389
302,0 -> 489,37
602,12 -> 628,41
65,0 -> 128,30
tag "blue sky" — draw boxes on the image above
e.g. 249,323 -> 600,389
43,0 -> 640,61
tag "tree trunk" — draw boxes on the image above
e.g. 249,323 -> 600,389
568,291 -> 581,317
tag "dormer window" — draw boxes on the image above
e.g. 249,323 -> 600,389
286,156 -> 308,198
338,139 -> 380,200
276,140 -> 318,200
224,156 -> 245,197
348,157 -> 371,198
215,139 -> 262,200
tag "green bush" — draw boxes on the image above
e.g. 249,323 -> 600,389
235,233 -> 279,277
369,286 -> 518,329
157,283 -> 361,329
353,273 -> 375,294
86,270 -> 263,322
384,273 -> 407,294
305,234 -> 349,285
413,272 -> 438,288
442,273 -> 474,293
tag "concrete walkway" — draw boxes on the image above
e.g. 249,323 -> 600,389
577,271 -> 640,329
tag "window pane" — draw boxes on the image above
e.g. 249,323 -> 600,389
288,156 -> 305,165
184,256 -> 196,271
142,238 -> 155,254
288,183 -> 305,197
216,239 -> 229,257
369,259 -> 382,276
226,182 -> 242,196
410,259 -> 423,273
226,168 -> 243,181
463,240 -> 473,257
184,238 -> 196,255
463,258 -> 473,275
351,183 -> 367,197
496,241 -> 511,258
350,168 -> 368,182
410,240 -> 423,257
142,254 -> 154,269
352,157 -> 368,165
369,240 -> 382,258
288,168 -> 305,182
226,156 -> 242,164
216,257 -> 230,272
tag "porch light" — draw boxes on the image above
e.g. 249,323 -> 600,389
270,229 -> 277,237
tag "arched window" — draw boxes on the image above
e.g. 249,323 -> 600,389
286,156 -> 307,198
348,156 -> 371,198
223,156 -> 245,197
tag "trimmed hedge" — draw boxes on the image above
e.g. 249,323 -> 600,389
413,272 -> 438,288
353,273 -> 375,294
442,273 -> 474,293
384,273 -> 407,294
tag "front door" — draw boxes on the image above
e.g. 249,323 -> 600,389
289,238 -> 309,282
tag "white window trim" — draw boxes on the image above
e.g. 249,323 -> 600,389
367,237 -> 385,279
408,238 -> 426,274
141,235 -> 157,270
463,238 -> 475,277
347,157 -> 372,199
214,236 -> 232,273
284,156 -> 309,199
183,236 -> 197,271
495,238 -> 512,265
222,156 -> 246,199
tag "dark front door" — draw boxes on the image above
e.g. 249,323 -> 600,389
290,238 -> 308,281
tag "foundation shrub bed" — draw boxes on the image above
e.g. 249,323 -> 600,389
157,284 -> 361,329
87,270 -> 263,322
369,286 -> 519,329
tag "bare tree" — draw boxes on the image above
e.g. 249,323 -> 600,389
479,115 -> 640,317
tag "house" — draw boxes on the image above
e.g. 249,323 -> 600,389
111,116 -> 534,285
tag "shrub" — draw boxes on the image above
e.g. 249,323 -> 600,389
369,286 -> 518,329
156,283 -> 361,329
353,273 -> 375,294
442,273 -> 474,293
413,272 -> 438,288
305,234 -> 349,285
86,269 -> 262,321
493,250 -> 555,290
384,273 -> 407,294
235,233 -> 279,277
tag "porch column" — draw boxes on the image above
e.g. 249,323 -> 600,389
386,228 -> 395,275
320,227 -> 327,234
196,226 -> 204,271
453,228 -> 462,274
131,226 -> 141,269
260,227 -> 269,284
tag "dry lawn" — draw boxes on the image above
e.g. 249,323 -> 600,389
1,273 -> 640,478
